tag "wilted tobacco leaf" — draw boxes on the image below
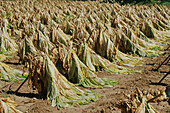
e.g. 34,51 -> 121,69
0,97 -> 22,113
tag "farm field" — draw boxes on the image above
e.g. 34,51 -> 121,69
0,0 -> 170,112
0,51 -> 170,113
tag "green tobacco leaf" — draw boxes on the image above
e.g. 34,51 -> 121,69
0,62 -> 27,82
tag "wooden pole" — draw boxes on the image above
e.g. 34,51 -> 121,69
158,71 -> 169,84
15,76 -> 28,94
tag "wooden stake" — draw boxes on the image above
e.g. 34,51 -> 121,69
15,76 -> 28,94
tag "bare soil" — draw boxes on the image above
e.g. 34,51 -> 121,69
0,48 -> 170,113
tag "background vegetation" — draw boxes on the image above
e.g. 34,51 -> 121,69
115,0 -> 170,5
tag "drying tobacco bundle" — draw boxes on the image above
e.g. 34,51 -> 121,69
119,88 -> 169,113
25,53 -> 99,108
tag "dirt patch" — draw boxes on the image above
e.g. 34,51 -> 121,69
0,49 -> 169,113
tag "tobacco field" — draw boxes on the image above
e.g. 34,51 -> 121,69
0,0 -> 169,112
